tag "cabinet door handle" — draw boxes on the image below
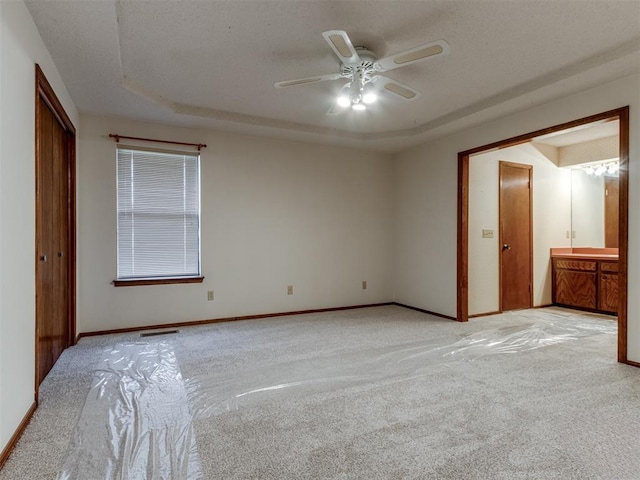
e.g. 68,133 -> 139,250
502,244 -> 511,251
40,255 -> 47,262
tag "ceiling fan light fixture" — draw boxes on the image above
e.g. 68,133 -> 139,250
275,30 -> 449,115
362,92 -> 377,104
337,95 -> 351,107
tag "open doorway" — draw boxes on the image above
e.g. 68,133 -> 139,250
457,107 -> 629,364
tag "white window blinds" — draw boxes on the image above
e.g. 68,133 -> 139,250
117,147 -> 201,279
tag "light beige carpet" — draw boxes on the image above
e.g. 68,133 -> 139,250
1,305 -> 637,479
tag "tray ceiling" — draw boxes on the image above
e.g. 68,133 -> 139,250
25,0 -> 640,152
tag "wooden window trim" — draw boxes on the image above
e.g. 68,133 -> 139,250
116,147 -> 202,281
113,276 -> 205,287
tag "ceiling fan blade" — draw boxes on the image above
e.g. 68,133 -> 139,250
274,72 -> 343,88
322,30 -> 360,65
374,39 -> 449,72
374,75 -> 421,101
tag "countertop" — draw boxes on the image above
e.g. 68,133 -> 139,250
550,248 -> 619,261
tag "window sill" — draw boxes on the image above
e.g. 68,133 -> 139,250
113,276 -> 205,287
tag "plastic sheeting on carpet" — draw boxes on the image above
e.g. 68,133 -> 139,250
57,342 -> 202,480
56,309 -> 615,477
184,309 -> 616,419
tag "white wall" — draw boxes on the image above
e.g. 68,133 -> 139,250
78,115 -> 394,332
468,144 -> 571,315
0,0 -> 78,456
393,73 -> 640,362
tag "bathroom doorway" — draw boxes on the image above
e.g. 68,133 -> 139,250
457,107 -> 629,364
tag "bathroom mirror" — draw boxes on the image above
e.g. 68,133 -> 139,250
570,167 -> 619,248
538,118 -> 621,249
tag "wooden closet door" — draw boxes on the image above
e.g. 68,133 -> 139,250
52,107 -> 70,365
36,96 -> 70,385
35,64 -> 76,396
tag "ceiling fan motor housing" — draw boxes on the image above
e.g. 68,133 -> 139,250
340,47 -> 379,103
353,47 -> 377,62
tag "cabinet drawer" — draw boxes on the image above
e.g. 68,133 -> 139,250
600,262 -> 619,273
554,259 -> 597,272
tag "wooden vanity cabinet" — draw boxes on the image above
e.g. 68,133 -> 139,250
552,258 -> 618,314
552,259 -> 597,309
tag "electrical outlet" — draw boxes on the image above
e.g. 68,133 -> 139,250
362,280 -> 367,290
566,230 -> 570,238
207,290 -> 214,301
287,285 -> 293,295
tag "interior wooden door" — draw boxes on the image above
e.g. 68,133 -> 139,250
53,102 -> 70,367
36,97 -> 69,384
604,175 -> 619,248
499,161 -> 533,311
35,65 -> 76,392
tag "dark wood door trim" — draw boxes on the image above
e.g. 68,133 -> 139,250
456,152 -> 469,322
617,106 -> 629,363
35,64 -> 77,401
498,161 -> 533,311
457,107 -> 630,366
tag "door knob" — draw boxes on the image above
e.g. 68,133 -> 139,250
502,244 -> 511,251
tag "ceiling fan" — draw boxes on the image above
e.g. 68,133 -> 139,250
274,30 -> 449,113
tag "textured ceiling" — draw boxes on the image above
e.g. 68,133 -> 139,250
534,120 -> 619,147
25,0 -> 640,153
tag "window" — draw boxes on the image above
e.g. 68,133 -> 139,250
116,146 -> 201,283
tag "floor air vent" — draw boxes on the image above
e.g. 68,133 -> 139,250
140,329 -> 179,338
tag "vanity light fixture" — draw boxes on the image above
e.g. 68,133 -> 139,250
584,160 -> 619,177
